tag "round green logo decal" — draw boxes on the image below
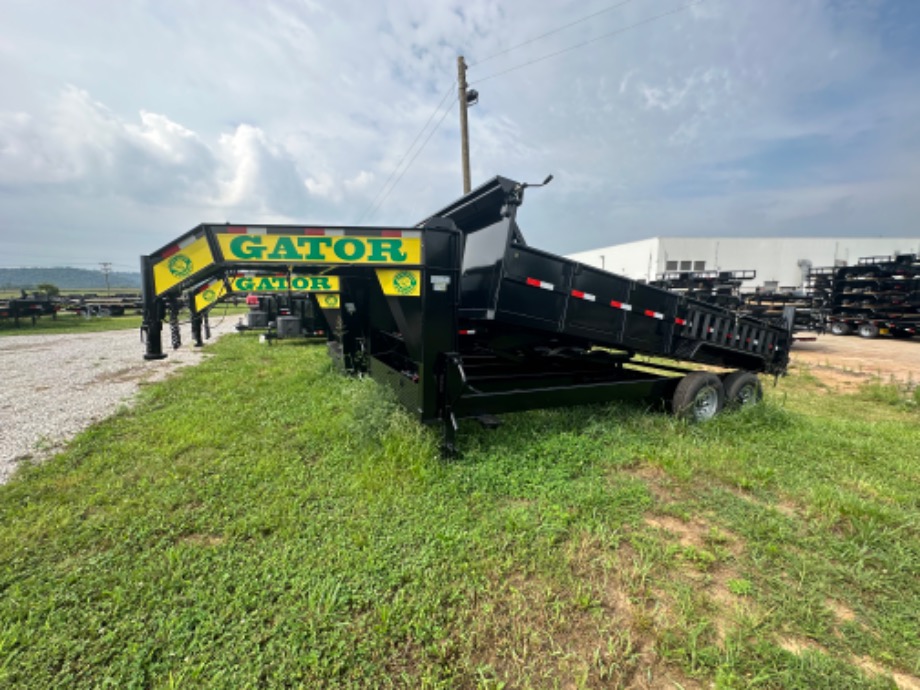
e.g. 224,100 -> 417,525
168,254 -> 193,278
392,270 -> 417,295
202,288 -> 216,303
323,295 -> 338,307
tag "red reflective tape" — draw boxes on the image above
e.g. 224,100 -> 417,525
303,228 -> 324,235
458,329 -> 477,335
225,226 -> 247,234
610,300 -> 633,311
644,310 -> 664,320
161,244 -> 180,258
675,317 -> 686,326
381,230 -> 402,237
572,289 -> 585,299
526,277 -> 554,290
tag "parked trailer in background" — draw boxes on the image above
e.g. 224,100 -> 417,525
0,294 -> 59,326
140,176 -> 793,453
820,254 -> 920,339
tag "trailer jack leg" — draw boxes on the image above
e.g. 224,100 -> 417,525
168,299 -> 181,350
441,409 -> 459,459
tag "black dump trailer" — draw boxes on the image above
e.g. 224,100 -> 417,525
140,176 -> 792,452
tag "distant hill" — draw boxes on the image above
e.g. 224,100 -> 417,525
0,267 -> 141,290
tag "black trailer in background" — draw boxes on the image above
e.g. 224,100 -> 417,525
811,255 -> 920,339
140,176 -> 793,452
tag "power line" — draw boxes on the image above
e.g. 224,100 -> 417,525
364,98 -> 458,223
356,82 -> 456,224
469,0 -> 637,67
471,0 -> 704,86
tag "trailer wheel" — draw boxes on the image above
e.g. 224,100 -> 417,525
857,323 -> 880,339
722,371 -> 763,409
672,372 -> 724,422
829,322 -> 851,336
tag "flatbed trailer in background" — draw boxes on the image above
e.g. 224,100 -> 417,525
0,295 -> 59,326
818,254 -> 920,339
140,176 -> 792,452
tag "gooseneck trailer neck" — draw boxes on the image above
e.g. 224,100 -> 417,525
141,176 -> 792,452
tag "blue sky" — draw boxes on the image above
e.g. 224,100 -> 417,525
1,0 -> 918,270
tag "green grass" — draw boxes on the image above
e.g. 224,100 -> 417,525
1,336 -> 917,688
0,312 -> 144,335
0,303 -> 246,336
0,289 -> 141,299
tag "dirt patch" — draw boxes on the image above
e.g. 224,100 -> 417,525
621,462 -> 681,503
854,656 -> 920,690
826,599 -> 856,624
791,335 -> 919,387
91,366 -> 152,385
463,536 -> 703,689
178,534 -> 225,547
723,485 -> 800,518
645,515 -> 708,550
642,511 -> 753,645
777,635 -> 828,656
643,513 -> 742,558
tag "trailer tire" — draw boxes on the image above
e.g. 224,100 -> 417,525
829,322 -> 851,336
672,372 -> 724,422
857,323 -> 880,339
722,371 -> 763,409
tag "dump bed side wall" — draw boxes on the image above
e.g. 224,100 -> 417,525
479,242 -> 789,371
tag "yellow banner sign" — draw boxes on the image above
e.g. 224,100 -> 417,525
217,234 -> 421,265
376,269 -> 421,297
153,236 -> 215,296
232,275 -> 340,292
194,280 -> 229,312
317,293 -> 341,309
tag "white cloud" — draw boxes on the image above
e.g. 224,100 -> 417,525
0,0 -> 918,266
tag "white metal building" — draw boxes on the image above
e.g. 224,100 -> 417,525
566,237 -> 920,291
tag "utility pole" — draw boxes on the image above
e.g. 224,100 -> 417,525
99,262 -> 112,294
457,55 -> 472,194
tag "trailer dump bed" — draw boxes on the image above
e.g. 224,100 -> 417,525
424,177 -> 789,375
141,176 -> 792,451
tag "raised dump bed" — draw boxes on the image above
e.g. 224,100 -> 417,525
140,176 -> 793,452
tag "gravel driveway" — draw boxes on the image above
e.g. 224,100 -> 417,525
0,319 -> 237,485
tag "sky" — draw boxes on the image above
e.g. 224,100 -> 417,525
1,0 -> 918,271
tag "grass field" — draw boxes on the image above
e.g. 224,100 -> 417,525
0,312 -> 143,335
0,303 -> 247,336
1,335 -> 917,688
